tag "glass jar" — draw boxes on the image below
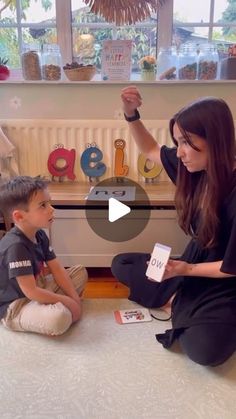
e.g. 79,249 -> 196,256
156,47 -> 178,80
178,43 -> 198,80
42,44 -> 62,81
21,44 -> 42,80
198,43 -> 219,80
77,33 -> 95,66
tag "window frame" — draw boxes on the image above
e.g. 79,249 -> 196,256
0,0 -> 236,80
59,0 -> 236,54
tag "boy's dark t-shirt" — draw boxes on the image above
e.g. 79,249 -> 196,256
0,226 -> 56,319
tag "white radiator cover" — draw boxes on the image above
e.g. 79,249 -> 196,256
0,119 -> 172,182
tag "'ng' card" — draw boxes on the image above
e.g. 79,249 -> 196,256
146,243 -> 171,282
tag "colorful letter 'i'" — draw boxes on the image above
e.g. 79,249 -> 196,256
114,139 -> 129,178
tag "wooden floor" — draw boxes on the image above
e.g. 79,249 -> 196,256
83,268 -> 129,299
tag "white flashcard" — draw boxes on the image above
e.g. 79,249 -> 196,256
146,243 -> 171,282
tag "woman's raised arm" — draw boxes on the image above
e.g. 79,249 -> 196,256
121,85 -> 162,165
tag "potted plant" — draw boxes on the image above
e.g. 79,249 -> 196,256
0,57 -> 10,81
139,55 -> 156,81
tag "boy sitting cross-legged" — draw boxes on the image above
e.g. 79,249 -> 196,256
0,176 -> 88,336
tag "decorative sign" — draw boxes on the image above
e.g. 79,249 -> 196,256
9,96 -> 22,110
101,40 -> 132,81
47,146 -> 76,181
138,153 -> 162,180
80,144 -> 106,182
114,139 -> 129,177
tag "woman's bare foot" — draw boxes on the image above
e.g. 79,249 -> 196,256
161,294 -> 176,315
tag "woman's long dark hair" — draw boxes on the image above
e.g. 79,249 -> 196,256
169,97 -> 236,248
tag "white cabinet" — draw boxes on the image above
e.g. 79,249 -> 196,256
50,208 -> 189,267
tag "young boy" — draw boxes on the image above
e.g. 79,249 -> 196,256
0,176 -> 88,336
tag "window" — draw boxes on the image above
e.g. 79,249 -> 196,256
0,0 -> 236,81
173,0 -> 236,56
71,0 -> 157,73
0,0 -> 57,69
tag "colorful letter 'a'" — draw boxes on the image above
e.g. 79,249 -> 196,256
47,147 -> 76,180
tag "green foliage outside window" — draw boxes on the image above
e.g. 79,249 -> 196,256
0,0 -> 53,67
220,0 -> 236,37
0,0 -> 236,71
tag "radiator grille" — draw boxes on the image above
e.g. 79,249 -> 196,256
1,119 -> 171,182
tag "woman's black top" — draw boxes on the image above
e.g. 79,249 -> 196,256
156,146 -> 236,346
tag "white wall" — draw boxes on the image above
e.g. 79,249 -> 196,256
1,81 -> 234,264
1,81 -> 236,120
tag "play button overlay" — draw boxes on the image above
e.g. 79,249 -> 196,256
109,198 -> 131,222
85,177 -> 150,242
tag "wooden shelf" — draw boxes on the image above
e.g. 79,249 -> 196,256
48,180 -> 176,206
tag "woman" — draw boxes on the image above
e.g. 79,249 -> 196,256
111,86 -> 236,366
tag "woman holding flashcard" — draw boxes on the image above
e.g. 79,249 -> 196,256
111,86 -> 236,366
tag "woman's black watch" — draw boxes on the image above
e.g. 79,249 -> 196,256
124,109 -> 140,122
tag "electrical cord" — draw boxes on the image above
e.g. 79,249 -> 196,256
150,312 -> 172,321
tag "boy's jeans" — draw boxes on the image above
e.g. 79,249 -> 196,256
1,265 -> 88,336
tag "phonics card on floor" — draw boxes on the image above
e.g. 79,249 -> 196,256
114,308 -> 152,324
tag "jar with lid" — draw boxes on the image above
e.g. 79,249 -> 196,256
42,44 -> 62,81
156,46 -> 178,80
198,43 -> 219,80
21,44 -> 42,80
178,43 -> 198,80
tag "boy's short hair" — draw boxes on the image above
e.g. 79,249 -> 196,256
0,176 -> 49,216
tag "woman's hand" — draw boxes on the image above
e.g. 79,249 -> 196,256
121,85 -> 142,117
146,259 -> 188,282
162,259 -> 189,281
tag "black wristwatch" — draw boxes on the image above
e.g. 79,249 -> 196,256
124,109 -> 140,122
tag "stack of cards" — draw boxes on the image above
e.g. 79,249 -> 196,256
146,243 -> 171,282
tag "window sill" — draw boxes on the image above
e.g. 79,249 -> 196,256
1,69 -> 235,84
1,79 -> 236,85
